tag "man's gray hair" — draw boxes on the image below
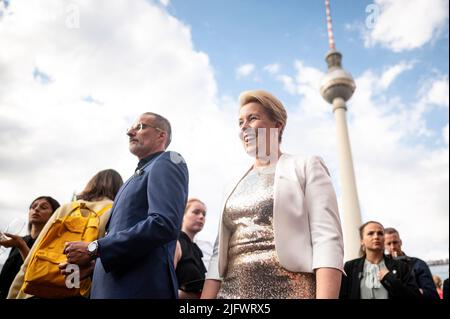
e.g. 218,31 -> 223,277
384,227 -> 400,236
144,112 -> 172,148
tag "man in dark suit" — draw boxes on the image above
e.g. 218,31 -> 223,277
384,227 -> 439,299
443,278 -> 449,299
63,112 -> 188,298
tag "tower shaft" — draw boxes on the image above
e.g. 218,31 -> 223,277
333,98 -> 363,261
320,0 -> 363,261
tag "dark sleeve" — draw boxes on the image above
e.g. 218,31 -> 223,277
413,259 -> 440,299
98,156 -> 189,273
443,278 -> 449,299
381,262 -> 422,299
339,261 -> 351,299
178,235 -> 189,257
0,236 -> 33,299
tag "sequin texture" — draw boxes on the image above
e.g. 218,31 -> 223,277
217,165 -> 316,299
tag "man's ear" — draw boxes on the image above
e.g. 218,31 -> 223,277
159,131 -> 166,142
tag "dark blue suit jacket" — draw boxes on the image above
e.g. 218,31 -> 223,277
90,151 -> 188,299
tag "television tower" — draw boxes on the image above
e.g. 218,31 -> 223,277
320,0 -> 362,261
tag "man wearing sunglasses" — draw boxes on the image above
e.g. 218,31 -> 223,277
64,112 -> 189,299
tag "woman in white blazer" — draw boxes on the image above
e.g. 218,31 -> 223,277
202,90 -> 344,299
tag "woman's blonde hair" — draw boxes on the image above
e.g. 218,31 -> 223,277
184,198 -> 206,215
239,89 -> 287,142
433,275 -> 442,289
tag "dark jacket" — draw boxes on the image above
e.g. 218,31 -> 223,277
443,278 -> 449,300
339,256 -> 422,299
175,231 -> 206,293
0,236 -> 35,299
388,255 -> 440,299
90,151 -> 189,299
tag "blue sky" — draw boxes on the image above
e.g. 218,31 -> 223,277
0,0 -> 448,268
165,1 -> 448,170
164,1 -> 449,262
166,0 -> 449,141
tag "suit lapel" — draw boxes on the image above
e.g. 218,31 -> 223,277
105,153 -> 165,231
351,258 -> 365,299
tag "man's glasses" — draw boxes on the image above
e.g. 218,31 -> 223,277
127,122 -> 164,133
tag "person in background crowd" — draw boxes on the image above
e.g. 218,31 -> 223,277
443,278 -> 449,299
384,227 -> 440,299
340,221 -> 422,299
174,198 -> 207,299
0,196 -> 60,298
7,169 -> 122,299
432,275 -> 443,299
64,112 -> 188,299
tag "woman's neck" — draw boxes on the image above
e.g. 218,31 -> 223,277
254,149 -> 282,168
182,228 -> 195,242
30,224 -> 44,239
365,250 -> 384,264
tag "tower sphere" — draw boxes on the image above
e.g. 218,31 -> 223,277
320,50 -> 356,104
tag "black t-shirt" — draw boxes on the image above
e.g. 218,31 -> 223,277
0,235 -> 35,299
175,231 -> 207,293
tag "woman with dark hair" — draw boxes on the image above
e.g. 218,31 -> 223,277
7,169 -> 123,299
0,196 -> 60,298
339,221 -> 422,299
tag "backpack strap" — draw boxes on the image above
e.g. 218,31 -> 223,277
94,204 -> 113,218
58,202 -> 96,237
80,203 -> 112,240
57,202 -> 113,238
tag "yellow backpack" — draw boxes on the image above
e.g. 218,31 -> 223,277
22,202 -> 112,298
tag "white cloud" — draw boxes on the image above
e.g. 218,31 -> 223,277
159,0 -> 170,7
443,124 -> 449,145
276,74 -> 296,95
277,60 -> 448,261
236,63 -> 255,79
399,76 -> 450,138
263,63 -> 280,75
379,61 -> 415,89
0,0 -> 250,260
365,0 -> 449,52
349,72 -> 448,261
277,60 -> 328,117
425,77 -> 449,107
0,0 -> 447,268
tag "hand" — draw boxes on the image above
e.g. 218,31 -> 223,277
59,261 -> 95,281
63,241 -> 91,266
0,233 -> 26,249
378,268 -> 390,281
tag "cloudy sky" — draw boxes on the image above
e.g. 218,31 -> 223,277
0,0 -> 448,265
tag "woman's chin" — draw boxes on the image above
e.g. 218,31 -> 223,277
243,145 -> 257,157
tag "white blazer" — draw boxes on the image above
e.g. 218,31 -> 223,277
206,154 -> 344,280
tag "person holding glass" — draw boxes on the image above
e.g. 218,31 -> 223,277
7,169 -> 123,299
0,196 -> 60,298
202,89 -> 344,299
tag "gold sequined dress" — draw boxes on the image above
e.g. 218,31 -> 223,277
217,165 -> 316,299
